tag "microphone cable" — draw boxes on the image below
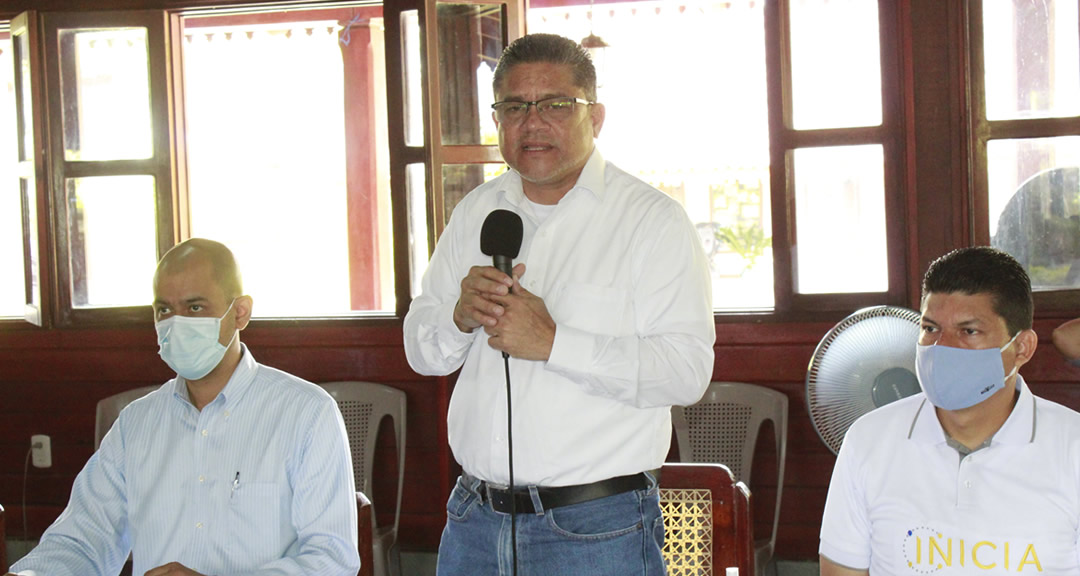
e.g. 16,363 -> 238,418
503,350 -> 518,576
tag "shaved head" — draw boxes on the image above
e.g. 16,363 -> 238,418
155,238 -> 243,300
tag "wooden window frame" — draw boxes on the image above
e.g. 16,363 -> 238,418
764,0 -> 909,318
967,0 -> 1080,314
41,10 -> 177,326
420,0 -> 522,238
5,3 -> 411,327
11,12 -> 53,328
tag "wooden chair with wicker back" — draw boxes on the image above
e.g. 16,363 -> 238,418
660,462 -> 755,576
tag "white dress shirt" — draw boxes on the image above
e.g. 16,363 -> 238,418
404,149 -> 715,487
820,376 -> 1080,575
11,345 -> 360,576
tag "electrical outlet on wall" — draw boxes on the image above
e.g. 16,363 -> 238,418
31,434 -> 52,468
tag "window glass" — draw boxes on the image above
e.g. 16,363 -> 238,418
789,0 -> 882,130
65,175 -> 157,307
402,10 -> 423,147
409,163 -> 506,297
441,163 -> 507,226
436,4 -> 504,146
16,30 -> 32,162
407,163 -> 428,298
58,27 -> 153,161
528,0 -> 773,310
983,0 -> 1080,121
181,12 -> 393,316
987,137 -> 1080,291
793,145 -> 887,294
1,33 -> 25,318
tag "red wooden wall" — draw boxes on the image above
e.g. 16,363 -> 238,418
3,317 -> 1077,560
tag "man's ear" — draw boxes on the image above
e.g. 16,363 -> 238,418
590,102 -> 606,138
1013,328 -> 1039,369
234,295 -> 254,331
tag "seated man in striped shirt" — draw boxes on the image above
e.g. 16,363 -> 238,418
8,238 -> 360,576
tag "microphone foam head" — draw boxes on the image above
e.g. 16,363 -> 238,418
480,209 -> 524,258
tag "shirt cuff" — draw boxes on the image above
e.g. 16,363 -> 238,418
1070,357 -> 1080,368
438,300 -> 476,348
547,323 -> 591,373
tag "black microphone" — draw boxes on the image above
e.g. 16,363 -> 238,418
480,209 -> 523,364
480,209 -> 523,278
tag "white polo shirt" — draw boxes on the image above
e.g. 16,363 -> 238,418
820,376 -> 1080,575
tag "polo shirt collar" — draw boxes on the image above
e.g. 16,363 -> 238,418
908,375 -> 1036,446
499,147 -> 607,208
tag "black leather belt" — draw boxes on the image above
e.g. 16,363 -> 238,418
476,470 -> 659,514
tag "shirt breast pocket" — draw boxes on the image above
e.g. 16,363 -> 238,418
227,482 -> 284,562
553,282 -> 633,337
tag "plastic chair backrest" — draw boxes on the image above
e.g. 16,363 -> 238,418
95,386 -> 159,451
319,382 -> 406,547
660,462 -> 755,576
671,382 -> 788,576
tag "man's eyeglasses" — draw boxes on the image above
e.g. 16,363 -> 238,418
491,97 -> 594,123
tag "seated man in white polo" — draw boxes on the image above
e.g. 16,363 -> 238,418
819,246 -> 1080,575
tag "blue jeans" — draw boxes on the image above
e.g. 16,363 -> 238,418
436,473 -> 667,576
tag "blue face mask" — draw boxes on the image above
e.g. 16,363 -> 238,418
155,300 -> 236,381
915,331 -> 1020,411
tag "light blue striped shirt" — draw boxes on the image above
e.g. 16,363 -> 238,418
12,345 -> 360,576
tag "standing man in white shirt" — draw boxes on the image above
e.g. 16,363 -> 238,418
8,238 -> 360,576
403,33 -> 715,575
819,246 -> 1080,576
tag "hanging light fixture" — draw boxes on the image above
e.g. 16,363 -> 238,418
580,0 -> 609,87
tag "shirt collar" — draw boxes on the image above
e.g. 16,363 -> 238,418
907,375 -> 1037,446
170,343 -> 258,410
944,432 -> 992,457
499,147 -> 606,208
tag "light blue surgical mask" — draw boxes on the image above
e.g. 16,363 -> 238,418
155,300 -> 237,381
915,331 -> 1020,411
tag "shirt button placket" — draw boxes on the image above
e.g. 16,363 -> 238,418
957,459 -> 976,508
192,409 -> 215,543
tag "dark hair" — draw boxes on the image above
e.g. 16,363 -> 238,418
492,33 -> 597,101
921,246 -> 1033,335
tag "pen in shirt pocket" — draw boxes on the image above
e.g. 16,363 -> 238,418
231,471 -> 240,499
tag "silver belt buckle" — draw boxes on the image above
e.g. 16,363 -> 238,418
485,482 -> 510,509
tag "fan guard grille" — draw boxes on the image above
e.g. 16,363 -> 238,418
806,305 -> 921,454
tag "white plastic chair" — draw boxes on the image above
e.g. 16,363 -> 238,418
320,381 -> 406,576
95,386 -> 159,450
94,385 -> 158,575
671,382 -> 788,576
